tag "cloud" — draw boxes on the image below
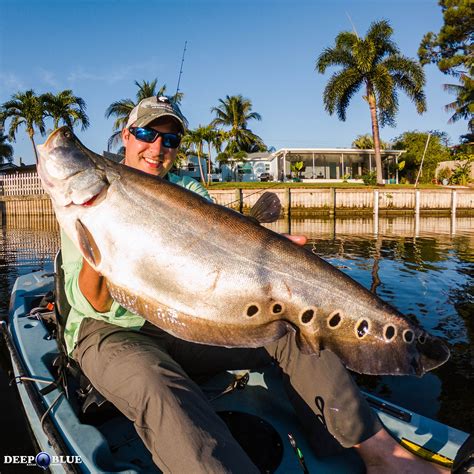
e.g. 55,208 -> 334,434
67,57 -> 167,86
38,68 -> 60,89
0,72 -> 25,95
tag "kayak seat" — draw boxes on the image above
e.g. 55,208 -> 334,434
53,250 -> 119,421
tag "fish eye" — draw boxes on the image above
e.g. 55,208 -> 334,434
271,303 -> 283,314
383,325 -> 396,342
301,308 -> 315,324
356,319 -> 370,339
64,130 -> 72,139
403,329 -> 415,343
328,312 -> 342,329
246,304 -> 260,317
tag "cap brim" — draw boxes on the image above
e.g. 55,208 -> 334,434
132,112 -> 185,133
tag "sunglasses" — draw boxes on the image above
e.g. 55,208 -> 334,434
128,126 -> 182,148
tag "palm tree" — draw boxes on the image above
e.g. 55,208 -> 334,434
0,90 -> 48,162
352,134 -> 390,149
105,79 -> 184,151
43,89 -> 90,131
210,95 -> 266,153
0,133 -> 14,164
199,126 -> 225,185
443,73 -> 474,132
316,19 -> 426,185
182,127 -> 209,185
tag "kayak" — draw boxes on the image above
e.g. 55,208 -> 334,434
2,267 -> 472,473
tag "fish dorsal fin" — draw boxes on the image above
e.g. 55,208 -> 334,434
249,192 -> 282,224
75,219 -> 102,267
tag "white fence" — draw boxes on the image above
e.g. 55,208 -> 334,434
0,172 -> 46,196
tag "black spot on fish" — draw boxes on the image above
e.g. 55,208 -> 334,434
272,303 -> 283,314
328,312 -> 341,328
418,333 -> 426,344
384,325 -> 396,341
356,320 -> 369,338
403,329 -> 414,343
301,309 -> 314,324
246,305 -> 259,317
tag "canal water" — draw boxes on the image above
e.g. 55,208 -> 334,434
0,213 -> 472,459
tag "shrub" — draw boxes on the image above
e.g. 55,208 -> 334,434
362,171 -> 377,185
436,167 -> 452,184
450,161 -> 472,186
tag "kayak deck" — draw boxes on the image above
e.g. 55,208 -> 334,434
5,270 -> 469,473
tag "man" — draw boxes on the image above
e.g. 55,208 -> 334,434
61,96 -> 447,473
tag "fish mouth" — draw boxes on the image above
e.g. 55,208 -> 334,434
43,127 -> 69,149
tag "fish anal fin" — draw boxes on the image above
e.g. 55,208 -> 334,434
249,192 -> 282,224
75,219 -> 102,267
320,333 -> 450,376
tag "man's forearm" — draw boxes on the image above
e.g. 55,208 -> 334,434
78,258 -> 113,312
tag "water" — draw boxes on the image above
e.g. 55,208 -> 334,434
0,213 -> 472,456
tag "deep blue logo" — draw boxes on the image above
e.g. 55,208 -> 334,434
35,452 -> 51,470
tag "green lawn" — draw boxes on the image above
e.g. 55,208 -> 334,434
207,181 -> 442,190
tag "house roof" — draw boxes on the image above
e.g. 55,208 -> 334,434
273,148 -> 405,159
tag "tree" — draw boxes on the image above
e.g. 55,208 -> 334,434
290,161 -> 305,179
182,127 -> 209,185
418,0 -> 473,77
392,131 -> 450,183
418,0 -> 473,136
443,73 -> 474,131
105,79 -> 184,151
316,19 -> 426,185
352,134 -> 390,150
199,126 -> 225,185
210,95 -> 266,153
43,89 -> 90,131
0,90 -> 48,162
0,133 -> 14,164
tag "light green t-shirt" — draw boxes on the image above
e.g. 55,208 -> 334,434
62,173 -> 211,355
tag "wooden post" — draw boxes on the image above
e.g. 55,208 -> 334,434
451,189 -> 457,215
373,190 -> 379,235
329,188 -> 336,216
237,189 -> 243,213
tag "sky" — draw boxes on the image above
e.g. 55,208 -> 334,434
0,0 -> 468,165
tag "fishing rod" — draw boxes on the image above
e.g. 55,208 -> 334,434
175,40 -> 187,98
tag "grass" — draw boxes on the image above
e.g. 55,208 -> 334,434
206,181 -> 442,190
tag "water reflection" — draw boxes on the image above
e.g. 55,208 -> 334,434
0,213 -> 472,434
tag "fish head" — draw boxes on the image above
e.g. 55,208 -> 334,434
37,127 -> 108,207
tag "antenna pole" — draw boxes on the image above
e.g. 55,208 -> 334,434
175,40 -> 187,97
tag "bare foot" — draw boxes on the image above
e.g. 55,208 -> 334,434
355,428 -> 450,474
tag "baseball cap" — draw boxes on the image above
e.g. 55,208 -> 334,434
125,96 -> 188,133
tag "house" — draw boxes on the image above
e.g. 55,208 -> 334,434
217,148 -> 405,183
273,148 -> 406,183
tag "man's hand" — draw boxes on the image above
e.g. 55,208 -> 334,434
281,234 -> 308,246
79,258 -> 113,312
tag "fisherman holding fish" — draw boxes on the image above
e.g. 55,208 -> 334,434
41,96 -> 448,473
